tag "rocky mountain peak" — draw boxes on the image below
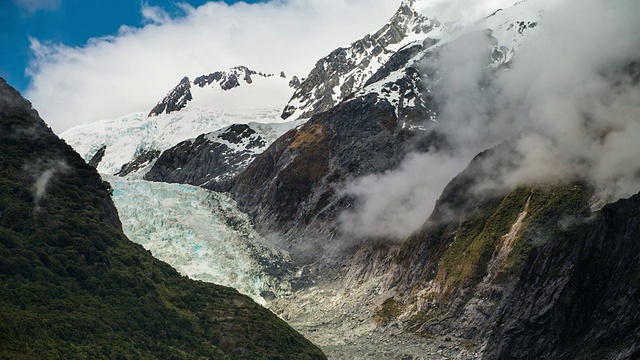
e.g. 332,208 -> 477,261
281,0 -> 438,120
148,76 -> 193,117
382,0 -> 436,42
194,65 -> 260,90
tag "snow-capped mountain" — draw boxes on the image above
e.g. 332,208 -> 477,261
230,0 -> 552,239
353,0 -> 547,125
283,0 -> 547,123
61,0 -> 547,184
144,121 -> 300,188
148,76 -> 192,116
150,66 -> 297,116
281,0 -> 438,120
61,66 -> 300,178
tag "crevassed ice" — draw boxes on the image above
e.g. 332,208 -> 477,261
60,106 -> 288,176
108,176 -> 291,305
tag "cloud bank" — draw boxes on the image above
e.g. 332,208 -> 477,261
25,0 -> 400,133
340,0 -> 640,240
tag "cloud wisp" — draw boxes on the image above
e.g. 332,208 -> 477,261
14,0 -> 60,14
25,0 -> 400,133
339,0 -> 640,240
26,159 -> 70,213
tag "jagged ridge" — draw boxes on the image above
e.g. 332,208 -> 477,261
281,0 -> 438,120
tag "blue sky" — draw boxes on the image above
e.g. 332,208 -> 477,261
0,0 -> 264,92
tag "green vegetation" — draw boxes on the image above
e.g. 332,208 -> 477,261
506,183 -> 591,276
374,297 -> 404,325
0,81 -> 326,359
398,176 -> 593,332
435,187 -> 532,293
434,182 -> 591,302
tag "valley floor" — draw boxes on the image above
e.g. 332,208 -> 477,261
268,276 -> 483,360
109,177 -> 482,359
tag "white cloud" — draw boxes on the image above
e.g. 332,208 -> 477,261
141,2 -> 172,25
339,0 -> 640,240
413,0 -> 519,25
339,152 -> 470,240
25,0 -> 401,133
14,0 -> 60,14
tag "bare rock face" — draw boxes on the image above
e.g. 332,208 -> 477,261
230,92 -> 441,262
482,192 -> 640,359
115,149 -> 161,177
229,32 -> 506,257
148,76 -> 193,116
143,122 -> 298,190
289,76 -> 301,88
148,66 -> 295,117
144,124 -> 266,188
193,65 -> 283,91
193,65 -> 259,91
87,145 -> 106,168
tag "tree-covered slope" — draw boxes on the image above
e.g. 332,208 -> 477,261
0,78 -> 326,359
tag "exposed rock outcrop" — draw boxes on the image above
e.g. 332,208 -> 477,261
282,0 -> 438,120
87,145 -> 106,168
148,76 -> 192,116
193,65 -> 263,90
115,149 -> 160,177
145,122 -> 298,189
231,93 -> 441,260
144,125 -> 263,188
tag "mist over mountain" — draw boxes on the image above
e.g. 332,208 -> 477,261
47,0 -> 640,358
340,0 -> 640,240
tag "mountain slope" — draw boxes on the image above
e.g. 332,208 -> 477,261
144,121 -> 300,189
485,192 -> 640,359
0,78 -> 325,359
230,0 -> 550,246
371,146 -> 640,359
231,93 -> 430,257
225,0 -> 640,357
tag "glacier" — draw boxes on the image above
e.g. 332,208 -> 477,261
107,176 -> 293,305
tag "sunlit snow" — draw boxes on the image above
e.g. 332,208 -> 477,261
61,107 -> 290,176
